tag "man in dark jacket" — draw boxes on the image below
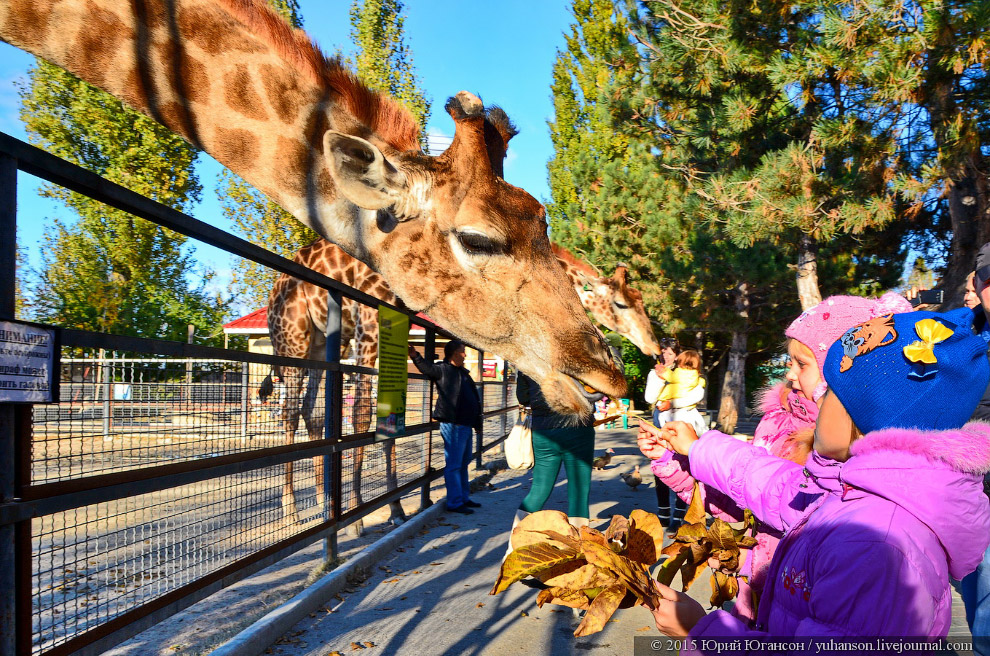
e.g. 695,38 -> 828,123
409,340 -> 482,514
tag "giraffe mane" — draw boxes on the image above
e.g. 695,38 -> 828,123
216,0 -> 421,152
551,244 -> 601,279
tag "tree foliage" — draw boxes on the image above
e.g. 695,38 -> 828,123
548,0 -> 987,418
349,0 -> 431,142
19,59 -> 227,343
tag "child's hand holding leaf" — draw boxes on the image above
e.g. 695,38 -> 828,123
661,421 -> 699,456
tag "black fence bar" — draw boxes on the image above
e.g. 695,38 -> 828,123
0,151 -> 18,656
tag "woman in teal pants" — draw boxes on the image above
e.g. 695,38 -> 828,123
511,372 -> 598,533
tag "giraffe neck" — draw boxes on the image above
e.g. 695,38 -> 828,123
0,0 -> 416,260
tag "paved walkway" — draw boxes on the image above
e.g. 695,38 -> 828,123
256,425 -> 974,656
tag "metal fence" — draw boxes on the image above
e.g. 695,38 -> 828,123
0,132 -> 519,656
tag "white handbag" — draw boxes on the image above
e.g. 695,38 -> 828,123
505,407 -> 534,470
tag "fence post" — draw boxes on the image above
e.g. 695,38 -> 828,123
420,330 -> 436,511
101,348 -> 111,439
475,349 -> 484,470
324,290 -> 343,564
0,149 -> 19,656
501,364 -> 509,444
240,361 -> 249,439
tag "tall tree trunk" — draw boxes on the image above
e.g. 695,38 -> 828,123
942,155 -> 990,307
717,283 -> 749,434
924,22 -> 990,308
796,234 -> 822,311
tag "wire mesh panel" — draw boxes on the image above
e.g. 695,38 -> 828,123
32,350 -> 322,484
30,463 -> 327,655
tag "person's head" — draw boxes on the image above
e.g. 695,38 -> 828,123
816,311 -> 990,460
975,242 -> 990,318
964,271 -> 980,310
784,292 -> 914,402
444,339 -> 467,366
784,338 -> 822,402
675,349 -> 702,372
658,337 -> 680,366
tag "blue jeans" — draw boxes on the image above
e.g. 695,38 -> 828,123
962,543 -> 990,654
440,423 -> 473,509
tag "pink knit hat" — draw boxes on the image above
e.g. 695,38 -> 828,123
785,292 -> 914,378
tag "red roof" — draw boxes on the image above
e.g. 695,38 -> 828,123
223,307 -> 268,333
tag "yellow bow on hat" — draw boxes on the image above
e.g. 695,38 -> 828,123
903,318 -> 953,364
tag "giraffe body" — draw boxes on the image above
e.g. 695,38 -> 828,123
0,0 -> 626,415
267,240 -> 399,529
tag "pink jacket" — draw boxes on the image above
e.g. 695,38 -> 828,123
650,382 -> 818,622
685,423 -> 990,647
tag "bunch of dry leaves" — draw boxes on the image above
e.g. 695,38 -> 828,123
490,485 -> 756,636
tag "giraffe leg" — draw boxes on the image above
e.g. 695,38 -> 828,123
301,367 -> 328,515
385,439 -> 406,524
280,366 -> 304,525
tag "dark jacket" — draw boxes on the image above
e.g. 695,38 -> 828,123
515,372 -> 595,430
948,306 -> 990,422
410,351 -> 482,430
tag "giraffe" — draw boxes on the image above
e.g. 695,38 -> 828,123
551,244 -> 662,357
265,238 -> 400,529
0,0 -> 626,418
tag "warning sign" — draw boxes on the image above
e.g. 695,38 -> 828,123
0,321 -> 56,403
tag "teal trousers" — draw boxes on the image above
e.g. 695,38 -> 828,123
520,425 -> 595,518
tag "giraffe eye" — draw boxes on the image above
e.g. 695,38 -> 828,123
614,301 -> 629,310
454,231 -> 507,257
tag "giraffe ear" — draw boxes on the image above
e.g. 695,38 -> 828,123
323,131 -> 408,210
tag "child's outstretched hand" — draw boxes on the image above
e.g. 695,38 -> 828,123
661,421 -> 699,456
637,420 -> 667,459
645,579 -> 707,638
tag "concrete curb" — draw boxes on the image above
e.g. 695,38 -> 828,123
209,500 -> 448,656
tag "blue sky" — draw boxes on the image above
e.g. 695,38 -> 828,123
0,0 -> 574,304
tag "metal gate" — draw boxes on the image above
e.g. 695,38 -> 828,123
0,132 -> 518,655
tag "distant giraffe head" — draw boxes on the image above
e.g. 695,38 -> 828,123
551,246 -> 661,357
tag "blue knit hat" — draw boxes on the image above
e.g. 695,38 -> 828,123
823,311 -> 989,434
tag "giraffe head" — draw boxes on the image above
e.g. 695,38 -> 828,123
324,93 -> 627,412
552,246 -> 661,357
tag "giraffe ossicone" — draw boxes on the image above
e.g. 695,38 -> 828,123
0,0 -> 626,414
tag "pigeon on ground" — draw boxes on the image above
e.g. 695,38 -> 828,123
620,464 -> 642,490
591,448 -> 615,470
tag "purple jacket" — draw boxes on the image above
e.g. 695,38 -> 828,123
650,382 -> 818,621
684,422 -> 990,647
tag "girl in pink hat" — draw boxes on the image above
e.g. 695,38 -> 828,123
641,292 -> 913,624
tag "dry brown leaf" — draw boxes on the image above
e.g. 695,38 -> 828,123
510,510 -> 579,551
574,584 -> 626,637
490,542 -> 581,595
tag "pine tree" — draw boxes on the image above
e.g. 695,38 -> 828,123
795,0 -> 990,304
19,60 -> 227,343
